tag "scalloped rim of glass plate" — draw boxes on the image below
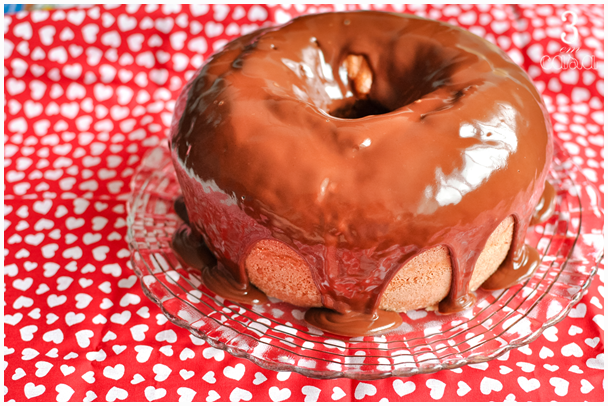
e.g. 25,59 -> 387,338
127,146 -> 603,380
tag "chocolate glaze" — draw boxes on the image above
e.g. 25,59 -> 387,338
481,244 -> 541,291
174,196 -> 190,225
530,181 -> 557,225
481,181 -> 555,291
171,223 -> 215,271
172,214 -> 268,305
201,265 -> 268,305
305,308 -> 403,338
169,12 -> 553,336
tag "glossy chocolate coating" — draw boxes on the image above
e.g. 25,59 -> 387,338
530,181 -> 557,225
169,12 -> 553,336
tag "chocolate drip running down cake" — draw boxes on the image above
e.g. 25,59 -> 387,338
169,11 -> 555,337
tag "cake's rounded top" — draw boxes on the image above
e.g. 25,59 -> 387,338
170,11 -> 552,327
173,11 -> 550,245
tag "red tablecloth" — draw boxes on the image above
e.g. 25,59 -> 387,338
4,4 -> 604,402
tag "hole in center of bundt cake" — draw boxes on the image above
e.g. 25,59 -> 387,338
325,44 -> 467,119
329,98 -> 391,119
329,54 -> 391,119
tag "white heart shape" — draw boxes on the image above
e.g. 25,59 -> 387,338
568,303 -> 587,318
12,368 -> 26,380
190,4 -> 209,17
253,372 -> 267,385
60,365 -> 75,376
331,387 -> 346,401
135,345 -> 153,363
457,381 -> 471,396
354,382 -> 376,400
516,362 -> 535,373
131,374 -> 145,385
42,328 -> 64,344
561,342 -> 583,357
179,348 -> 195,361
480,377 -> 503,395
542,326 -> 559,342
101,263 -> 121,276
112,345 -> 127,355
301,386 -> 321,402
153,364 -> 172,382
75,293 -> 93,309
393,380 -> 416,397
159,345 -> 173,357
105,386 -> 128,402
120,293 -> 141,307
580,379 -> 594,394
24,382 -> 45,399
426,379 -> 446,400
549,377 -> 569,397
110,311 -> 131,325
21,348 -> 39,360
83,390 -> 97,402
5,313 -> 24,326
269,386 -> 291,402
517,377 -> 540,393
103,364 -> 125,380
229,388 -> 252,402
155,329 -> 177,343
539,346 -> 554,359
178,387 -> 197,402
203,347 -> 225,362
223,363 -> 245,381
585,337 -> 600,348
65,312 -> 85,326
499,365 -> 513,374
35,361 -> 53,377
543,364 -> 559,372
81,371 -> 95,384
86,349 -> 106,362
55,383 -> 75,402
568,325 -> 583,336
586,353 -> 604,370
14,296 -> 34,310
131,324 -> 149,342
13,277 -> 34,291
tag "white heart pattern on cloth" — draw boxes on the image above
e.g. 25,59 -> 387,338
2,3 -> 604,402
393,380 -> 416,397
331,387 -> 346,401
457,381 -> 471,396
549,377 -> 570,397
301,386 -> 321,402
24,382 -> 46,399
105,386 -> 128,402
354,382 -> 377,400
177,387 -> 197,402
518,377 -> 541,393
253,372 -> 267,385
223,363 -> 246,381
269,386 -> 291,402
426,379 -> 446,400
229,387 -> 252,402
103,364 -> 125,380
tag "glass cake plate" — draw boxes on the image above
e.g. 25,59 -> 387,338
127,142 -> 603,380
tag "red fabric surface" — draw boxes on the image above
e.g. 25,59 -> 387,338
3,4 -> 604,402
